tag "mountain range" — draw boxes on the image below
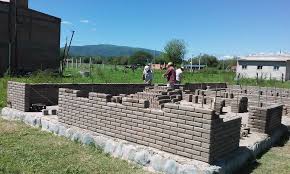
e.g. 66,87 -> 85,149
66,44 -> 162,57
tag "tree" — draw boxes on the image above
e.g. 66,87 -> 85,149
191,54 -> 218,67
218,58 -> 237,70
129,51 -> 153,65
164,39 -> 186,65
155,53 -> 167,64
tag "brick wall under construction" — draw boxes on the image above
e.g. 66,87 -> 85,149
7,81 -> 149,112
248,105 -> 283,134
7,81 -> 227,112
58,88 -> 241,164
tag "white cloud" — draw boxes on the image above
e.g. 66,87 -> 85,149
91,28 -> 97,32
61,21 -> 72,25
221,55 -> 234,59
80,20 -> 89,23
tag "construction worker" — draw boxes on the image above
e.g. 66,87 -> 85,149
143,63 -> 153,84
163,62 -> 176,88
176,66 -> 184,84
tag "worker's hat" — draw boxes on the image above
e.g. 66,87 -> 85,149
168,62 -> 173,66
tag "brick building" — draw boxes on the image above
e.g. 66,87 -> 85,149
0,0 -> 61,76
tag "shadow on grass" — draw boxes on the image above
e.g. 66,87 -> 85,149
237,161 -> 261,174
237,129 -> 290,174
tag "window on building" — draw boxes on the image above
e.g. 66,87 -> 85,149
242,65 -> 247,70
274,66 -> 279,71
257,66 -> 263,70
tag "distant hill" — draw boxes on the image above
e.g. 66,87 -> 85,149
66,44 -> 162,57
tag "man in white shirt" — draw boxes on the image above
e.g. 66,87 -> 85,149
176,67 -> 184,84
143,63 -> 153,84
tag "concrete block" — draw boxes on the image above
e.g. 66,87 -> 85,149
150,155 -> 166,172
112,141 -> 126,158
164,159 -> 179,174
71,131 -> 82,142
104,139 -> 117,154
81,133 -> 95,145
134,150 -> 151,165
58,125 -> 67,136
41,119 -> 50,131
94,136 -> 108,149
177,165 -> 197,174
122,145 -> 137,161
48,122 -> 60,134
164,103 -> 179,109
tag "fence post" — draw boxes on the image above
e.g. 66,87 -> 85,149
89,57 -> 92,76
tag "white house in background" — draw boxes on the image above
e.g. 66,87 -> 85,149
236,54 -> 290,81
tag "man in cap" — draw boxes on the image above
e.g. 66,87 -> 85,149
176,66 -> 184,84
163,62 -> 176,88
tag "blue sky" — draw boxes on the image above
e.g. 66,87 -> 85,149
30,0 -> 290,57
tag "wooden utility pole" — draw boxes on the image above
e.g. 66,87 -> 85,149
66,30 -> 75,58
61,37 -> 68,74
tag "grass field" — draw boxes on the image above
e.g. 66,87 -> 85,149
0,118 -> 149,174
240,132 -> 290,174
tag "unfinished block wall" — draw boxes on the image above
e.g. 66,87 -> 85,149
58,88 -> 241,164
6,81 -> 227,112
130,86 -> 182,109
6,81 -> 148,112
227,85 -> 290,117
248,105 -> 283,134
230,97 -> 248,113
7,81 -> 30,111
182,83 -> 227,92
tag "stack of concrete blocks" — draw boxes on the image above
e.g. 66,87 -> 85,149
231,97 -> 248,113
58,88 -> 241,164
130,86 -> 182,109
111,96 -> 122,103
182,90 -> 193,102
248,105 -> 283,134
168,89 -> 183,103
213,99 -> 226,115
197,92 -> 208,105
7,81 -> 30,111
183,94 -> 193,102
193,88 -> 227,107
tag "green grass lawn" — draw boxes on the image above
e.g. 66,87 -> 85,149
253,142 -> 290,174
0,118 -> 149,174
240,132 -> 290,174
